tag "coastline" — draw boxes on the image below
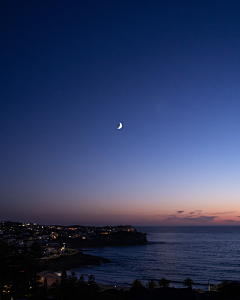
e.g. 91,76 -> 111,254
37,250 -> 110,272
38,270 -> 60,287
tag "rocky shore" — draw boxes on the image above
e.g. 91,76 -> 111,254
37,251 -> 110,272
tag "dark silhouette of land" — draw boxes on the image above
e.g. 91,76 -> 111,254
1,221 -> 240,299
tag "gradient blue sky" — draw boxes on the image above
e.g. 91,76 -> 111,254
1,0 -> 240,225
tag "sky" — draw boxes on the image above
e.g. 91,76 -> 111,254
1,0 -> 240,226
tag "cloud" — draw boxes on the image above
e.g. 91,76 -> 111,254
162,214 -> 218,224
185,210 -> 203,217
137,210 -> 239,225
181,216 -> 217,222
212,211 -> 236,215
163,214 -> 179,221
187,210 -> 202,215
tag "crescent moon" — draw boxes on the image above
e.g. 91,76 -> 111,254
117,122 -> 122,129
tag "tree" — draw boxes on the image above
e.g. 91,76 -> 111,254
41,277 -> 48,298
158,278 -> 169,287
146,280 -> 157,289
61,270 -> 67,280
88,275 -> 95,284
0,242 -> 43,299
50,273 -> 101,299
79,275 -> 85,283
0,241 -> 12,300
68,271 -> 78,286
87,275 -> 100,292
215,280 -> 229,290
132,279 -> 144,288
183,278 -> 193,289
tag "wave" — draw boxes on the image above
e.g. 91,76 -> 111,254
147,241 -> 166,245
148,241 -> 181,245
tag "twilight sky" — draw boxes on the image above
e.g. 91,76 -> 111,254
1,0 -> 240,226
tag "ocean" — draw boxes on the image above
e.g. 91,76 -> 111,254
68,226 -> 240,290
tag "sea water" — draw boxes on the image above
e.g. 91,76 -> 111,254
71,226 -> 240,290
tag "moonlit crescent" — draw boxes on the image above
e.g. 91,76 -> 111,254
117,122 -> 122,129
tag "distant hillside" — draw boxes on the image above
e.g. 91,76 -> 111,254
65,231 -> 148,247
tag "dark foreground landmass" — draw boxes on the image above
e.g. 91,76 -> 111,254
26,281 -> 239,300
37,251 -> 110,272
1,237 -> 238,300
0,223 -> 150,299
